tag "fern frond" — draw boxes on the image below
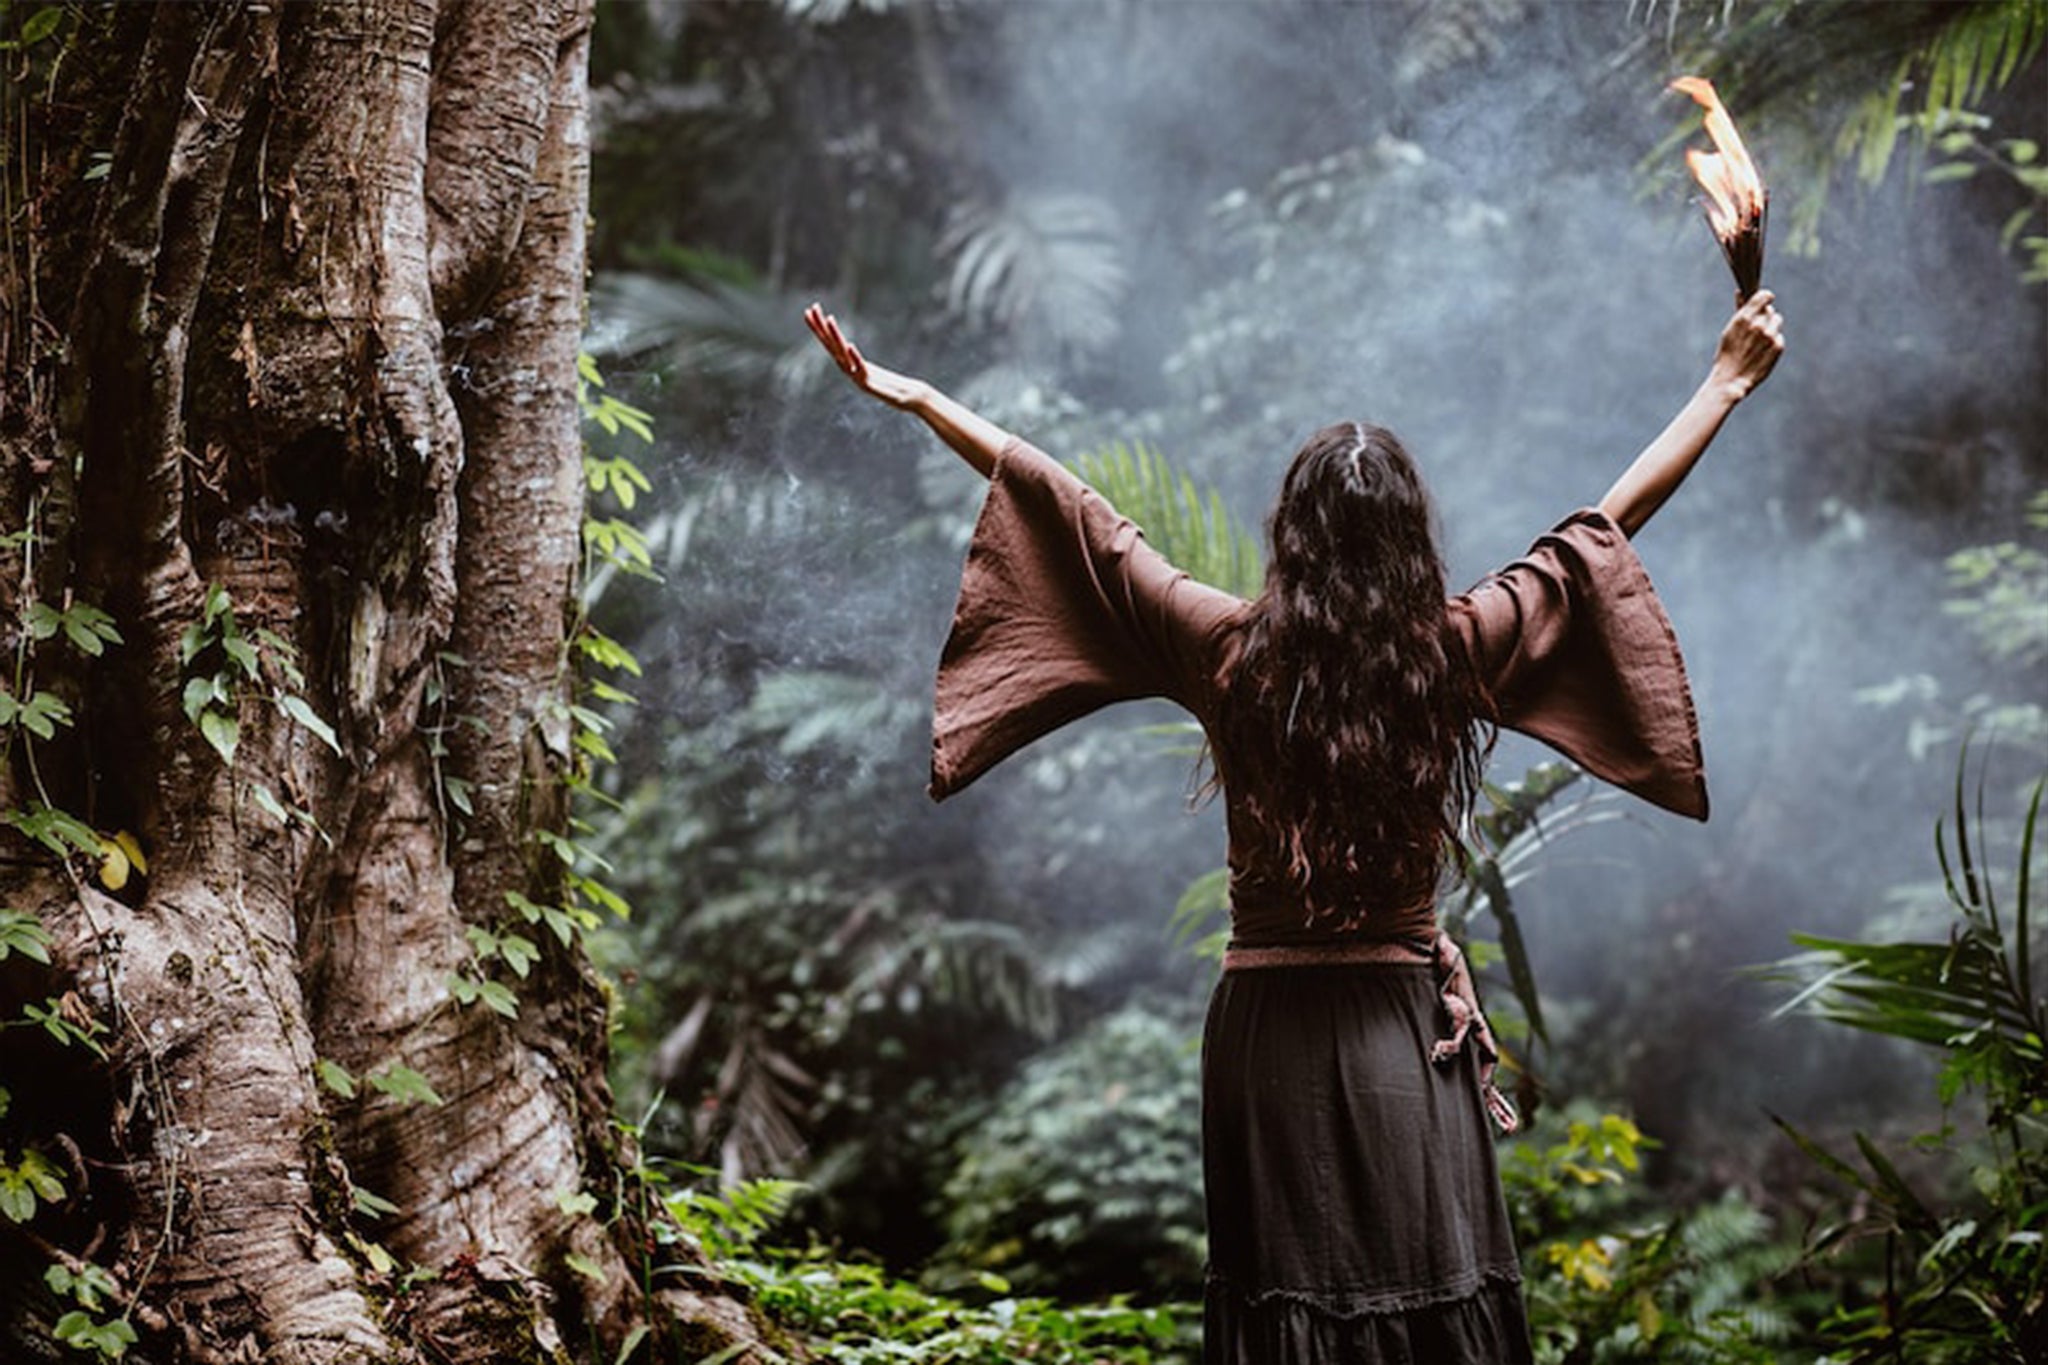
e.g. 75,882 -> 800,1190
1841,0 -> 2048,186
1069,440 -> 1264,598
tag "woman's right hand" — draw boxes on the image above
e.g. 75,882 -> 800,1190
804,303 -> 926,410
1709,289 -> 1786,402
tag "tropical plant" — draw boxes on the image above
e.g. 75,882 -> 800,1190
1069,441 -> 1265,599
1768,745 -> 2046,1362
938,192 -> 1130,362
1946,488 -> 2048,671
1645,0 -> 2048,259
1501,1103 -> 1811,1363
666,1169 -> 1198,1365
932,1001 -> 1206,1299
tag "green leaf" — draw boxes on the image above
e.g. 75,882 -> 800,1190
24,601 -> 60,640
181,677 -> 217,725
5,803 -> 101,858
571,874 -> 632,921
0,1147 -> 65,1223
60,603 -> 122,656
576,627 -> 644,676
221,634 -> 259,680
5,690 -> 74,740
54,1310 -> 137,1359
366,1064 -> 445,1107
198,709 -> 239,766
0,1169 -> 36,1223
248,782 -> 292,826
0,909 -> 53,964
564,1250 -> 608,1284
316,1059 -> 357,1099
21,8 -> 63,45
475,980 -> 520,1018
352,1186 -> 402,1219
573,728 -> 619,764
278,692 -> 342,754
345,1231 -> 398,1276
497,933 -> 540,979
503,890 -> 545,924
614,1324 -> 650,1365
554,1187 -> 600,1218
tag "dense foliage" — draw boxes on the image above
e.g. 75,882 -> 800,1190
568,0 -> 2046,1358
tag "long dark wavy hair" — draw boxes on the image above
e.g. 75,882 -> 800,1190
1213,421 -> 1493,922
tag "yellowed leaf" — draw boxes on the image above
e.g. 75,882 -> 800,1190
97,839 -> 130,892
113,829 -> 147,876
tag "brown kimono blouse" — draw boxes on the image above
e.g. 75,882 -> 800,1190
929,436 -> 1706,947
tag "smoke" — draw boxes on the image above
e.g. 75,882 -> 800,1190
939,1 -> 2040,1148
597,0 -> 2045,1171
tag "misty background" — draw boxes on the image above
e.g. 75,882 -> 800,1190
574,0 -> 2046,1306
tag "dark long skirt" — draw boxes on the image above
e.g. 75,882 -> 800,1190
1202,962 -> 1534,1365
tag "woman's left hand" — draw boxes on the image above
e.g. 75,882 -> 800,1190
804,303 -> 926,410
1709,288 -> 1786,402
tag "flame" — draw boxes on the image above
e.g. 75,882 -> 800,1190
1670,76 -> 1764,240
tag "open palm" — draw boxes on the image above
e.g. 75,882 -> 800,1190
804,304 -> 923,409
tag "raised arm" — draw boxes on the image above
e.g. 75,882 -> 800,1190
1598,290 -> 1786,536
804,303 -> 1012,479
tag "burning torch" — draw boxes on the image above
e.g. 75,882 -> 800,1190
1671,76 -> 1767,302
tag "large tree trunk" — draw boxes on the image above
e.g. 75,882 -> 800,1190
0,3 -> 770,1360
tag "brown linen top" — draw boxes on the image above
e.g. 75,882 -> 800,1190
929,436 -> 1707,948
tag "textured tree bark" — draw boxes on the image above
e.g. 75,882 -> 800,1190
0,3 -> 772,1361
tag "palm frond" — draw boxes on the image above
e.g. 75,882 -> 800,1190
1766,744 -> 2046,1130
588,270 -> 807,386
938,192 -> 1129,359
1069,440 -> 1264,598
1448,763 -> 1600,1053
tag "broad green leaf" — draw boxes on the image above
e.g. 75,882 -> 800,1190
278,692 -> 342,754
198,709 -> 239,766
249,782 -> 292,826
222,634 -> 259,680
498,933 -> 540,979
21,7 -> 62,45
476,980 -> 520,1018
182,676 -> 217,724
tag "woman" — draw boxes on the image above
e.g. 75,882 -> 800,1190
803,292 -> 1784,1362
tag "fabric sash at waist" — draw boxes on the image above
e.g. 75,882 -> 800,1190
1221,930 -> 1520,1135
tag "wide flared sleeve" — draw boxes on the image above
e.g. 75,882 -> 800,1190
929,436 -> 1243,801
1448,508 -> 1708,820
